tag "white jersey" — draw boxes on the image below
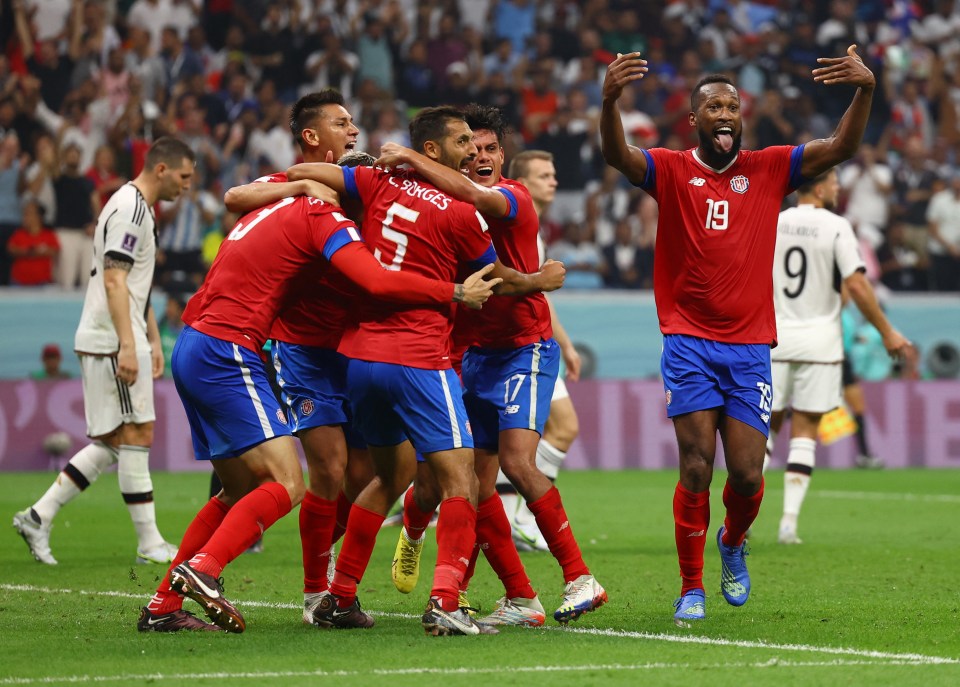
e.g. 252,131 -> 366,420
75,183 -> 157,355
772,204 -> 864,363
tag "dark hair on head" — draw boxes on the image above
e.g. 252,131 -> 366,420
337,150 -> 377,168
289,89 -> 347,142
144,136 -> 195,169
690,74 -> 736,110
409,105 -> 466,153
463,103 -> 509,144
508,150 -> 553,180
796,168 -> 835,196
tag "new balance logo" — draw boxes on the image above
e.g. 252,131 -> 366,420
505,404 -> 520,415
689,177 -> 706,186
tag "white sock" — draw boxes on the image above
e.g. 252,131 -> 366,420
118,445 -> 165,550
32,442 -> 117,524
783,437 -> 816,519
535,439 -> 566,480
499,492 -> 521,520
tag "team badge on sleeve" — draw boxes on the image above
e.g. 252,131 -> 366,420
122,233 -> 138,251
730,176 -> 749,194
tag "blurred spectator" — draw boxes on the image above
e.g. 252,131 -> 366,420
303,32 -> 359,101
157,177 -> 217,289
600,217 -> 651,289
926,171 -> 960,291
534,108 -> 588,224
245,100 -> 295,172
483,38 -> 525,83
493,0 -> 537,55
839,143 -> 892,248
427,13 -> 469,93
30,343 -> 71,380
548,220 -> 603,289
127,0 -> 177,55
0,132 -> 26,285
23,133 -> 58,224
14,0 -> 84,113
585,166 -> 630,246
52,142 -> 97,290
248,2 -> 300,102
160,26 -> 204,99
22,0 -> 73,43
356,15 -> 396,94
157,292 -> 187,378
85,145 -> 126,209
893,136 -> 938,261
125,27 -> 167,104
877,221 -> 929,291
367,106 -> 409,152
887,78 -> 935,152
754,89 -> 799,148
520,61 -> 559,141
7,198 -> 59,286
397,39 -> 435,109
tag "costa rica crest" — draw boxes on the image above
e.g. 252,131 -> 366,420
730,175 -> 749,194
300,399 -> 315,417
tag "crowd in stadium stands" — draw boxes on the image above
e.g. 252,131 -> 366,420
1,0 -> 958,292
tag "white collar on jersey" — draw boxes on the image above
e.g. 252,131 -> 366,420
692,149 -> 739,174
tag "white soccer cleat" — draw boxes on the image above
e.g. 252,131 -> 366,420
303,592 -> 326,625
777,522 -> 803,545
554,574 -> 607,623
136,541 -> 179,565
478,595 -> 546,627
13,508 -> 57,565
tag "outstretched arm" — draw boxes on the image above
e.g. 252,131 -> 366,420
375,143 -> 510,218
801,45 -> 876,179
224,179 -> 338,213
600,52 -> 650,186
286,162 -> 348,193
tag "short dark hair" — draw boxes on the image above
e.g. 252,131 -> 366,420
691,74 -> 736,110
409,105 -> 466,153
337,150 -> 377,168
289,89 -> 347,142
144,137 -> 195,169
796,168 -> 835,196
508,150 -> 553,180
463,103 -> 509,144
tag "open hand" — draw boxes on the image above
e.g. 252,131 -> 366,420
812,45 -> 875,89
602,52 -> 649,102
458,262 -> 503,310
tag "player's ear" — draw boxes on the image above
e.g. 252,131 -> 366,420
302,128 -> 318,147
688,111 -> 697,128
423,140 -> 440,161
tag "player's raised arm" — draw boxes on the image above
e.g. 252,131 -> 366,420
224,178 -> 339,213
375,143 -> 511,218
800,45 -> 876,179
600,52 -> 650,186
490,258 -> 565,296
286,162 -> 349,193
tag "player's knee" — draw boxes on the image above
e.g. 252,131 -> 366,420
279,474 -> 306,507
545,421 -> 578,452
119,422 -> 154,447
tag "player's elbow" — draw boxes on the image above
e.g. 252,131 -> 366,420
223,187 -> 246,213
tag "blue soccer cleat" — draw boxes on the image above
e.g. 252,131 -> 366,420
673,588 -> 705,626
717,526 -> 750,606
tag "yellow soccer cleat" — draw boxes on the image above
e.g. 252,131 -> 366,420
391,528 -> 424,594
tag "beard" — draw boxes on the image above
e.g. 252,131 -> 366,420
697,128 -> 742,167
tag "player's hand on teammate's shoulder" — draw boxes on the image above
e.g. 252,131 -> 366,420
457,263 -> 502,310
299,179 -> 339,205
375,142 -> 411,172
812,44 -> 875,89
539,259 -> 566,292
602,52 -> 649,102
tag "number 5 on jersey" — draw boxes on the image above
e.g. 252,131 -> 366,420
375,202 -> 418,270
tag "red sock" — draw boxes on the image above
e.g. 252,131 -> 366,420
300,491 -> 337,593
476,493 -> 535,599
148,497 -> 230,614
674,482 -> 710,594
528,486 -> 589,583
430,497 -> 477,611
329,504 -> 385,606
462,542 -> 480,593
192,482 -> 292,577
402,485 -> 434,541
331,490 -> 351,545
722,478 -> 764,547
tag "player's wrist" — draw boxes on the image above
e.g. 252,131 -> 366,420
452,284 -> 465,303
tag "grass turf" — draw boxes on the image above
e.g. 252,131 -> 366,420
2,468 -> 959,686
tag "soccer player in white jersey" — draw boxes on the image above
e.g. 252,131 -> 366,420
494,150 -> 583,552
769,168 -> 912,544
13,137 -> 196,565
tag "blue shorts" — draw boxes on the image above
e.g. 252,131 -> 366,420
272,341 -> 365,449
173,326 -> 291,461
346,360 -> 473,453
460,339 -> 559,451
660,334 -> 773,437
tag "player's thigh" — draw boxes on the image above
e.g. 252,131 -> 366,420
80,351 -> 156,439
660,335 -> 725,418
345,359 -> 408,448
714,341 -> 773,438
790,362 -> 842,415
422,447 -> 477,501
172,327 -> 291,461
544,393 -> 578,441
272,342 -> 350,433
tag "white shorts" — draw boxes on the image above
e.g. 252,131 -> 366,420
551,376 -> 569,402
771,360 -> 842,415
80,351 -> 156,437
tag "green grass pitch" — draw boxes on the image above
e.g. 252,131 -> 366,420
2,468 -> 959,686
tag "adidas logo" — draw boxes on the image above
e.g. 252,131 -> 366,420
689,177 -> 706,186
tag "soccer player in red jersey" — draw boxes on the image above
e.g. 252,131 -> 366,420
138,187 -> 498,633
375,106 -> 606,626
599,45 -> 879,624
287,106 -> 565,635
222,90 -> 381,626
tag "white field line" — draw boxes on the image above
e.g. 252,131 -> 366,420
0,659 -> 956,686
814,490 -> 960,504
2,583 -> 958,667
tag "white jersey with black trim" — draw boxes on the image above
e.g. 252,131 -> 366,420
75,183 -> 157,355
772,203 -> 864,363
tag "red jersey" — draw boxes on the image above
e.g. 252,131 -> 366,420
640,145 -> 804,344
257,173 -> 358,350
8,227 -> 59,285
338,166 -> 497,369
454,177 -> 551,349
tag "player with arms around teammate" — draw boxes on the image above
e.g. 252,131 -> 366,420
600,45 -> 878,624
769,169 -> 911,545
138,178 -> 497,633
14,138 -> 195,567
223,89 -> 375,626
376,108 -> 604,626
287,106 -> 565,635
